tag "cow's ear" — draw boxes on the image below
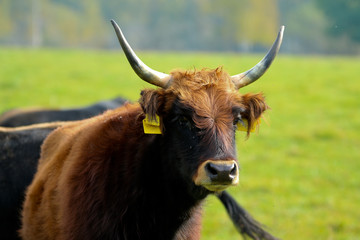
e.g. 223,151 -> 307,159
241,93 -> 269,134
139,89 -> 166,119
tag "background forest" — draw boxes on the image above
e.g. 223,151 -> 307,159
1,0 -> 360,54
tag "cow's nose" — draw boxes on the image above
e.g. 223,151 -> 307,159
193,160 -> 239,191
205,161 -> 237,184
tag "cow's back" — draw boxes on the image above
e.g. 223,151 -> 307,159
0,97 -> 127,127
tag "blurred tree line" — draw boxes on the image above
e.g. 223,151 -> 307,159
0,0 -> 359,54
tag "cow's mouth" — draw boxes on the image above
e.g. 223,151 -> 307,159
201,183 -> 237,192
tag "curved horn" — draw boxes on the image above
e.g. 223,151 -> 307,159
110,20 -> 171,88
232,26 -> 285,89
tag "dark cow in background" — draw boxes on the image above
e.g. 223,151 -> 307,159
0,97 -> 127,127
0,122 -> 66,240
20,20 -> 284,240
1,101 -> 275,239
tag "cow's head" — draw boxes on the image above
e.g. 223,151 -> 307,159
111,20 -> 283,196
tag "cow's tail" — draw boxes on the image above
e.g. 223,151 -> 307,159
217,191 -> 280,240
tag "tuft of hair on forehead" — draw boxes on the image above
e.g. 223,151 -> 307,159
168,67 -> 236,93
166,67 -> 239,120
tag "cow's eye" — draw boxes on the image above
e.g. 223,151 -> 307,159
178,116 -> 192,129
233,116 -> 244,130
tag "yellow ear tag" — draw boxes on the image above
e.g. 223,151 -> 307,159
237,119 -> 261,133
143,114 -> 162,134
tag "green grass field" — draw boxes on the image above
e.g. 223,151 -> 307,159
1,48 -> 359,239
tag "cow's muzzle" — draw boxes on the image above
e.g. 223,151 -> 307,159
194,160 -> 239,192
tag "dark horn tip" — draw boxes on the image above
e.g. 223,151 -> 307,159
110,19 -> 118,28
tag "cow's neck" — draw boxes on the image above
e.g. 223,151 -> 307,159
118,135 -> 205,239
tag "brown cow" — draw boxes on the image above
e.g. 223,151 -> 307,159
0,99 -> 275,240
20,20 -> 284,240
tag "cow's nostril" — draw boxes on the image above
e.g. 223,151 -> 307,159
230,163 -> 237,177
205,162 -> 218,176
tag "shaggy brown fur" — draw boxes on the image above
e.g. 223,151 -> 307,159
20,68 -> 268,240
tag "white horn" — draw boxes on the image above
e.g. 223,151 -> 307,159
232,26 -> 285,89
111,20 -> 171,88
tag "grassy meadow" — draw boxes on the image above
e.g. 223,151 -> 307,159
1,48 -> 359,239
